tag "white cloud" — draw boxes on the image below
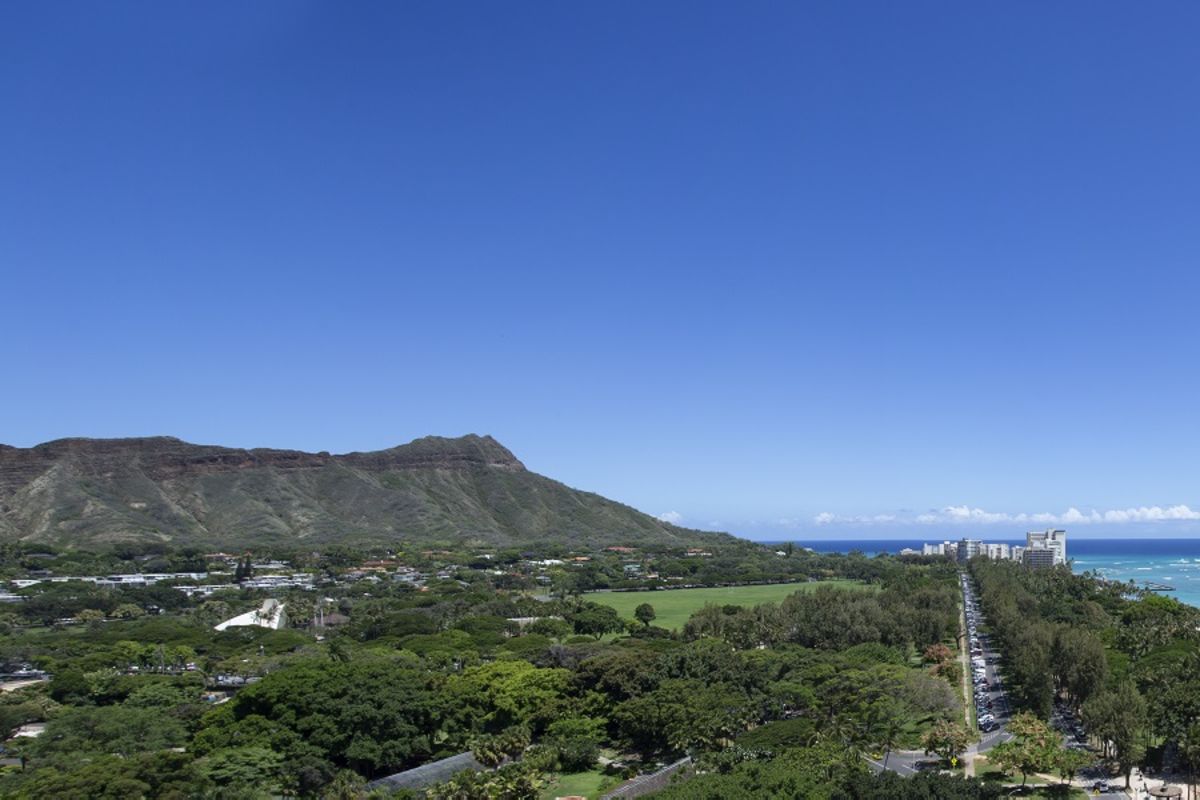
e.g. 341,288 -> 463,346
1101,505 -> 1200,523
813,512 -> 897,525
656,511 -> 684,525
814,504 -> 1200,526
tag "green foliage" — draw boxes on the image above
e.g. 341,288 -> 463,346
568,603 -> 624,639
443,660 -> 572,737
1082,681 -> 1147,788
545,716 -> 606,771
839,771 -> 1005,799
1,751 -> 205,800
196,746 -> 283,794
426,761 -> 544,800
0,434 -> 735,550
526,617 -> 572,640
471,725 -> 531,767
921,719 -> 972,763
613,678 -> 756,755
212,659 -> 440,777
650,741 -> 866,799
735,718 -> 818,751
26,705 -> 189,765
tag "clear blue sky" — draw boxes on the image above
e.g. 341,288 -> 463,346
3,3 -> 1199,540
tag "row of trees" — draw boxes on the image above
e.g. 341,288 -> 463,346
971,558 -> 1200,791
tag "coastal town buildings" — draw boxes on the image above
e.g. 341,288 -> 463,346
918,529 -> 1067,569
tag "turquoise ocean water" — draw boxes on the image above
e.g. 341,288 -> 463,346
778,538 -> 1200,609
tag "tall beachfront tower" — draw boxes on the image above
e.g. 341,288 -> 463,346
1024,529 -> 1067,567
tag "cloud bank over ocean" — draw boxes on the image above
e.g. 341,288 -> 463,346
812,504 -> 1200,526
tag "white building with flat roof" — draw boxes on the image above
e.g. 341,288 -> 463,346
215,599 -> 288,631
985,543 -> 1010,560
1026,529 -> 1067,565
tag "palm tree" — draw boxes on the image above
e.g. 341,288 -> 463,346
877,716 -> 904,769
866,700 -> 905,769
1183,722 -> 1200,800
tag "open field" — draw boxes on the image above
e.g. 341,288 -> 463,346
589,579 -> 870,630
538,768 -> 615,800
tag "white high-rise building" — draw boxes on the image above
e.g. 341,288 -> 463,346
957,539 -> 983,563
985,543 -> 1010,560
1025,529 -> 1067,565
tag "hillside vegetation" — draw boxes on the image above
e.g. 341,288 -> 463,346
0,435 -> 731,551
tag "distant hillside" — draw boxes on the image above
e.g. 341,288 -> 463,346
0,434 -> 732,550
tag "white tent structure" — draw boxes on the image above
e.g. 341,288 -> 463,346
214,599 -> 288,631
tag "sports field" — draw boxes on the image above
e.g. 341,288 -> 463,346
589,579 -> 868,630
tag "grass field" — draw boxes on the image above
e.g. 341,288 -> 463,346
538,769 -> 615,800
588,580 -> 870,630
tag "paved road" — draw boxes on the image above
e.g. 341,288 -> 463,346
962,574 -> 1013,753
867,572 -> 1129,798
961,573 -> 1127,800
865,750 -> 932,776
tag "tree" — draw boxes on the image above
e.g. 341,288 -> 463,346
443,661 -> 572,737
207,660 -> 441,777
545,716 -> 605,771
613,679 -> 755,755
634,602 -> 656,627
471,726 -> 531,767
923,643 -> 952,664
197,746 -> 283,794
1182,722 -> 1200,800
922,719 -> 972,765
988,738 -> 1056,788
867,699 -> 906,769
111,603 -> 145,620
28,706 -> 189,761
1053,747 -> 1093,786
77,608 -> 105,626
327,637 -> 352,663
549,571 -> 582,604
1083,681 -> 1147,789
1051,626 -> 1107,709
234,556 -> 255,583
428,762 -> 543,800
568,604 -> 623,639
527,618 -> 572,641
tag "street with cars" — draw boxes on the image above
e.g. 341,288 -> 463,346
961,573 -> 1013,748
960,572 -> 1127,799
868,572 -> 1129,797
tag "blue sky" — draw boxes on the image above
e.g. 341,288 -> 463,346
3,3 -> 1200,540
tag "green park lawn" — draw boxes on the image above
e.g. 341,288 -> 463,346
589,579 -> 869,630
538,768 -> 616,800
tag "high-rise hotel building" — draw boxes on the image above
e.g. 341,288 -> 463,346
1022,528 -> 1067,568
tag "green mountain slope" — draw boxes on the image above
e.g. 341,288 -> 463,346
0,435 -> 731,550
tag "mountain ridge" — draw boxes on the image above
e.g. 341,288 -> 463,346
0,434 -> 731,550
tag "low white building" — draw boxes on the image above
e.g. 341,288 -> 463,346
214,599 -> 288,631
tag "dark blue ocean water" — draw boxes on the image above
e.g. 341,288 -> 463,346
764,538 -> 1200,608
